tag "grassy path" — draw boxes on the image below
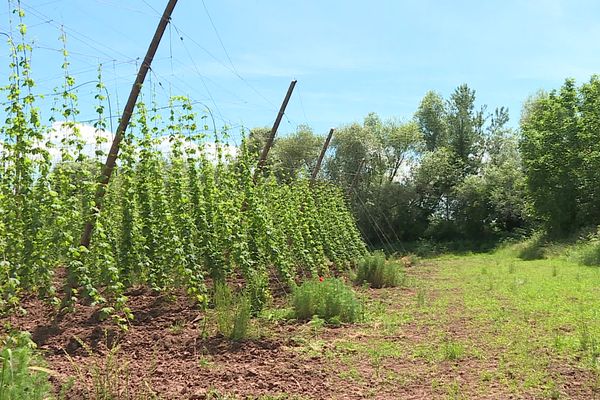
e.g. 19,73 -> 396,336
289,249 -> 600,399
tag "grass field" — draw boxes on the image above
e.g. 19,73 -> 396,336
281,243 -> 600,399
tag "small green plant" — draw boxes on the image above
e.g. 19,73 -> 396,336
356,251 -> 404,288
214,283 -> 252,341
198,355 -> 214,368
416,287 -> 426,307
65,338 -> 158,400
308,315 -> 326,336
292,278 -> 362,323
168,320 -> 186,335
0,332 -> 53,400
441,339 -> 465,361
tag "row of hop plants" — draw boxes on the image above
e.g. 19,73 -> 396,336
0,3 -> 366,320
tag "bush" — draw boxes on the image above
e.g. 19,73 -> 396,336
356,251 -> 404,288
515,232 -> 546,260
579,243 -> 600,266
0,332 -> 53,400
574,227 -> 600,266
292,278 -> 361,324
214,283 -> 252,341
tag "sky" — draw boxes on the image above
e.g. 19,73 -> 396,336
1,0 -> 600,143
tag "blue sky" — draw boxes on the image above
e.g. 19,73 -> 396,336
1,0 -> 600,142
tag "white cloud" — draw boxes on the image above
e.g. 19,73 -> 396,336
45,122 -> 236,163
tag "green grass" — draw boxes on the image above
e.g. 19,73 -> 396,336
426,243 -> 600,393
291,278 -> 362,324
214,283 -> 252,341
316,238 -> 600,397
0,332 -> 53,400
356,251 -> 405,288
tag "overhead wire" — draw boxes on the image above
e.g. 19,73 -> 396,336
201,0 -> 237,74
351,187 -> 396,253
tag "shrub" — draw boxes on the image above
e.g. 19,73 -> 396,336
214,283 -> 252,341
356,251 -> 404,288
574,228 -> 600,266
0,332 -> 53,400
292,278 -> 361,324
580,243 -> 600,266
515,232 -> 546,260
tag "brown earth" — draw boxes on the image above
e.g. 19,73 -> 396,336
2,266 -> 598,399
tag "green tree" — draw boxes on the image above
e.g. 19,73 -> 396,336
383,120 -> 423,182
415,91 -> 447,151
520,79 -> 581,235
445,84 -> 486,176
270,125 -> 323,182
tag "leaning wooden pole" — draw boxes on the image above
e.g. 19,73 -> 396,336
310,128 -> 334,185
80,0 -> 178,249
253,79 -> 297,182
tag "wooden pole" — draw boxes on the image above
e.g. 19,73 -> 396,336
310,128 -> 334,185
253,79 -> 297,182
80,0 -> 178,249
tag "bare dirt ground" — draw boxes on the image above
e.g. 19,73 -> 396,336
2,263 -> 598,399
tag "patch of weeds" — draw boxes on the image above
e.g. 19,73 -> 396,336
479,370 -> 494,382
430,377 -> 443,391
553,333 -> 567,352
441,339 -> 465,361
416,287 -> 426,307
338,367 -> 364,383
508,262 -> 516,274
292,278 -> 362,323
198,355 -> 214,369
412,344 -> 434,361
214,283 -> 252,341
544,379 -> 561,400
356,251 -> 405,288
308,315 -> 326,336
298,338 -> 327,358
571,227 -> 600,266
258,307 -> 294,323
168,320 -> 186,335
515,232 -> 546,260
379,311 -> 411,335
578,322 -> 600,367
579,242 -> 600,266
65,338 -> 158,400
0,331 -> 54,400
445,380 -> 466,400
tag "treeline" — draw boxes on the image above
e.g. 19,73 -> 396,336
254,84 -> 529,246
521,77 -> 600,236
259,76 -> 600,247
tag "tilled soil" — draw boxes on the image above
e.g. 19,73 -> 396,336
2,266 -> 598,399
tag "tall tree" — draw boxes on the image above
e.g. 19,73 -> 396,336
445,84 -> 485,176
520,79 -> 581,235
383,120 -> 422,182
270,125 -> 323,182
415,91 -> 446,151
